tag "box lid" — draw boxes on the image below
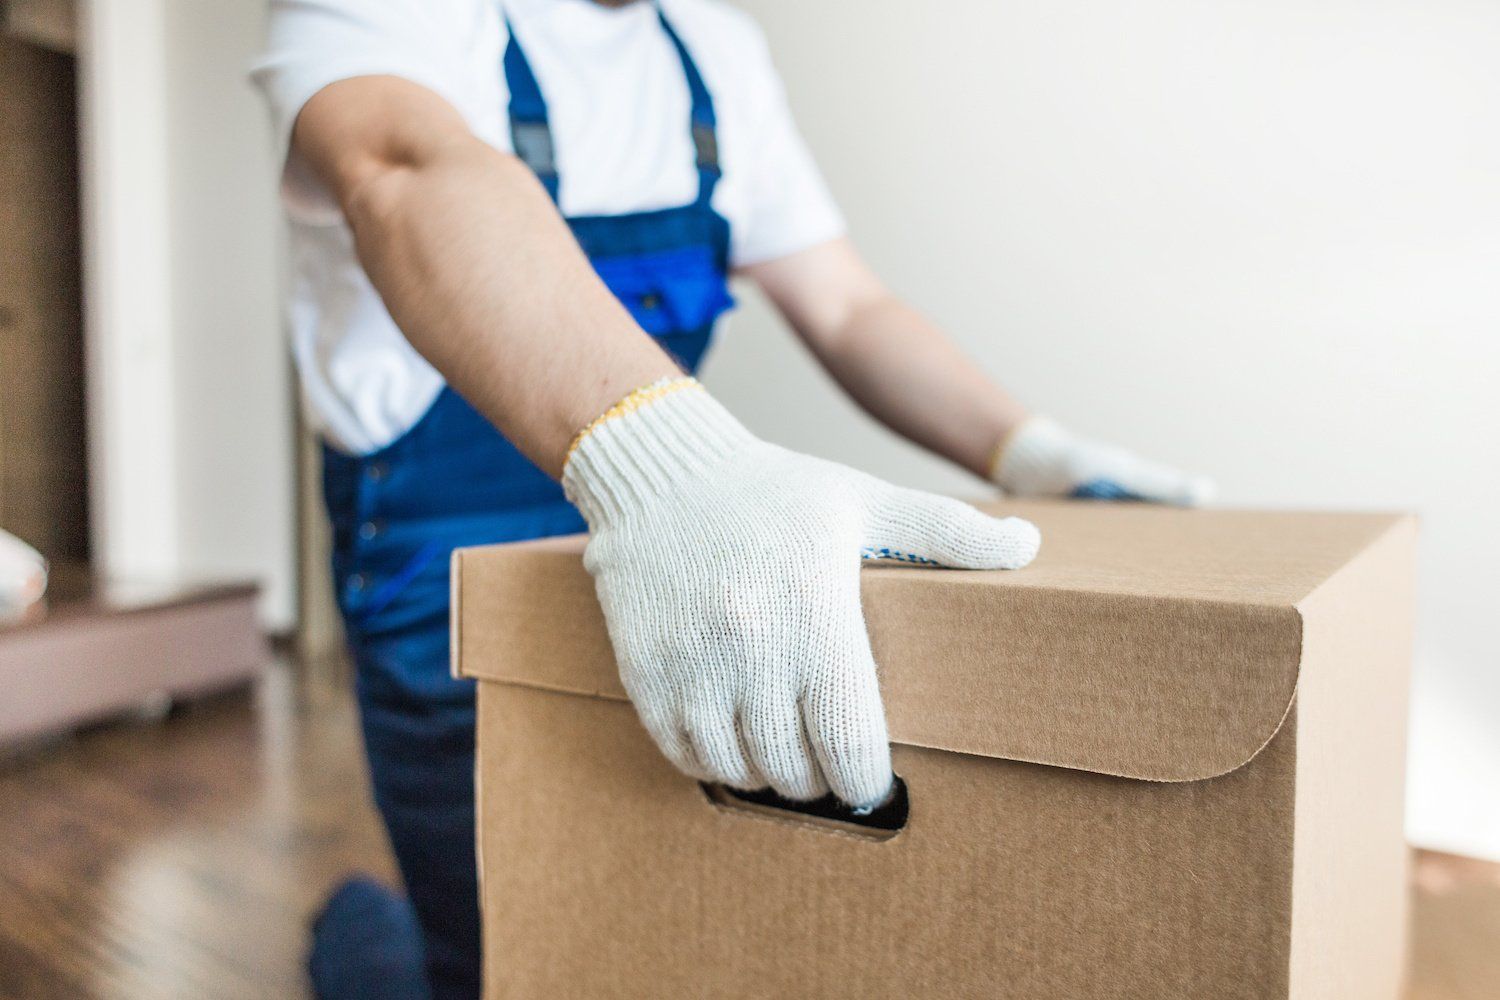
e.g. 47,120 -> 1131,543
452,502 -> 1412,783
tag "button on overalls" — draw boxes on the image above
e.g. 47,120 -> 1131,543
318,12 -> 734,998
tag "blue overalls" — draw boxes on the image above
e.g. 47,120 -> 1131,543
314,12 -> 733,1000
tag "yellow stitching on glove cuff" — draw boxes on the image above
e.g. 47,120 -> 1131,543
985,422 -> 1028,483
565,376 -> 701,467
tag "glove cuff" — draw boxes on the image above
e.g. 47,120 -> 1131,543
988,415 -> 1073,496
562,377 -> 756,526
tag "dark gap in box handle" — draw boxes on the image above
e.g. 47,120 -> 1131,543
702,776 -> 908,839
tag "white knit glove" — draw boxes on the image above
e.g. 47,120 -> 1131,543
991,416 -> 1213,506
563,378 -> 1040,809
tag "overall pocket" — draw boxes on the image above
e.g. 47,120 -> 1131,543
593,246 -> 735,337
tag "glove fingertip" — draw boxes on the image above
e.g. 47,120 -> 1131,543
802,685 -> 893,811
982,514 -> 1041,570
827,756 -> 896,814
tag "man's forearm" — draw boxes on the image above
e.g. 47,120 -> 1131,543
299,78 -> 676,476
744,238 -> 1028,480
806,293 -> 1028,479
344,140 -> 676,476
283,79 -> 1049,806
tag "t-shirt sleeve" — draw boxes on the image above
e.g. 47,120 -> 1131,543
728,23 -> 846,268
249,0 -> 501,223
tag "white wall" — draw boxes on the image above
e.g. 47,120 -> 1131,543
711,0 -> 1500,858
79,0 -> 181,583
162,0 -> 295,629
78,0 -> 295,628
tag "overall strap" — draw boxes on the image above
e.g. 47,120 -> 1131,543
502,18 -> 560,202
656,9 -> 722,206
501,8 -> 722,207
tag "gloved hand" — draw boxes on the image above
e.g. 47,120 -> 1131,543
563,378 -> 1040,809
990,416 -> 1213,506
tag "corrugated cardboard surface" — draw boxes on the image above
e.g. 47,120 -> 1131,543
456,502 -> 1415,999
479,685 -> 1299,999
1288,517 -> 1416,998
455,503 -> 1398,779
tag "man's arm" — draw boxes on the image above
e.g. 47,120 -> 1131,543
740,238 -> 1028,479
289,77 -> 1042,808
746,238 -> 1212,504
292,75 -> 678,477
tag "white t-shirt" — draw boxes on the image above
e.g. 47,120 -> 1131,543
252,0 -> 844,455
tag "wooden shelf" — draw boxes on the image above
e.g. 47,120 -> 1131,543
0,575 -> 269,743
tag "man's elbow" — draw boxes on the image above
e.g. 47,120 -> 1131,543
290,77 -> 490,229
333,130 -> 485,233
335,150 -> 418,232
806,283 -> 899,359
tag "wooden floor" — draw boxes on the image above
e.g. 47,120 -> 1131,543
0,661 -> 395,1000
0,662 -> 1496,1000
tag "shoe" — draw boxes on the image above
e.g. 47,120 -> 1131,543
308,876 -> 432,1000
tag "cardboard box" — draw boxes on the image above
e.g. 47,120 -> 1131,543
453,502 -> 1415,999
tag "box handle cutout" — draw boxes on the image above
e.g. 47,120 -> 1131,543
702,776 -> 908,840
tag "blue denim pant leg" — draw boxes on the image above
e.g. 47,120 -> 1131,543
319,529 -> 482,1000
358,697 -> 480,998
318,395 -> 590,1000
346,604 -> 482,1000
